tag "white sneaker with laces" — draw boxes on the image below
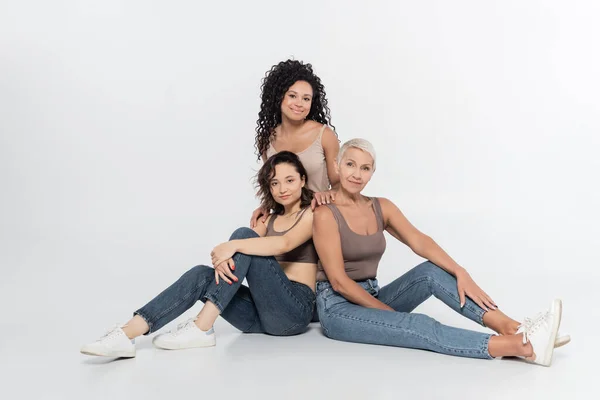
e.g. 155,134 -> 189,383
152,318 -> 216,350
80,325 -> 136,358
528,311 -> 570,348
517,299 -> 562,366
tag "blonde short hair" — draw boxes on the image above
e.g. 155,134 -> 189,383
337,138 -> 376,170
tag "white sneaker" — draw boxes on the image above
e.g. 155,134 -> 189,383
553,299 -> 571,348
555,334 -> 571,348
520,310 -> 567,350
152,318 -> 216,350
80,325 -> 136,358
517,299 -> 562,366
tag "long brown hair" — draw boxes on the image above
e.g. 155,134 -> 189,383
255,151 -> 314,215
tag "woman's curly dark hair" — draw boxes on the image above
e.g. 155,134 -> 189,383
254,59 -> 335,159
255,151 -> 314,215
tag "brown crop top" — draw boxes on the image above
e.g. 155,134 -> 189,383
265,208 -> 319,264
316,198 -> 387,281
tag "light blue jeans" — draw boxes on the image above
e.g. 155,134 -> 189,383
316,261 -> 493,359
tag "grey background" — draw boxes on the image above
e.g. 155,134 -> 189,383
1,1 -> 598,399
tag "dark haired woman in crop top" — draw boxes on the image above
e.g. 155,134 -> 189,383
81,151 -> 318,358
313,139 -> 569,367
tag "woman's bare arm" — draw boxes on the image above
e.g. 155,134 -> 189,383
313,207 -> 393,311
235,211 -> 313,256
380,197 -> 463,275
321,128 -> 340,187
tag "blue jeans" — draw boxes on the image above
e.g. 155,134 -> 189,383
316,261 -> 493,359
135,227 -> 315,336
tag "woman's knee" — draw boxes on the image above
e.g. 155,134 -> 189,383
229,227 -> 258,241
408,262 -> 456,298
413,261 -> 447,282
184,265 -> 213,282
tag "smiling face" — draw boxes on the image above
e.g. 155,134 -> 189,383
269,162 -> 306,207
280,80 -> 313,122
336,147 -> 375,194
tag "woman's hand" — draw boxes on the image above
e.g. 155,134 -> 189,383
211,242 -> 238,268
250,206 -> 268,228
455,269 -> 497,311
214,258 -> 237,285
311,190 -> 336,210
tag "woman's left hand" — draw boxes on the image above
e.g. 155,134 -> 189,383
211,242 -> 238,267
311,190 -> 336,210
455,269 -> 497,311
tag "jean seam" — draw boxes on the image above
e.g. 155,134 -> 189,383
430,278 -> 486,325
203,294 -> 224,313
324,310 -> 488,356
481,334 -> 494,359
280,323 -> 301,335
202,268 -> 236,310
244,317 -> 262,333
263,258 -> 312,312
385,274 -> 485,326
147,276 -> 213,331
232,290 -> 256,307
291,282 -> 316,304
384,276 -> 430,307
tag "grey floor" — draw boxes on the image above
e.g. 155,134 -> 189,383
2,271 -> 592,400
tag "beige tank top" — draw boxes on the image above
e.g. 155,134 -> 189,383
265,124 -> 330,193
316,198 -> 387,282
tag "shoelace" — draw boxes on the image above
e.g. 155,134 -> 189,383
517,311 -> 552,344
172,318 -> 197,336
99,324 -> 122,341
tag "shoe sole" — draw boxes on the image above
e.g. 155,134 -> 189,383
541,299 -> 562,367
554,301 -> 570,348
553,301 -> 571,348
555,335 -> 571,348
80,349 -> 136,358
152,338 -> 216,350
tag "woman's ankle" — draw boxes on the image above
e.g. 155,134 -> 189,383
500,322 -> 519,336
195,301 -> 220,331
515,333 -> 534,357
194,319 -> 214,332
488,333 -> 533,358
122,315 -> 150,339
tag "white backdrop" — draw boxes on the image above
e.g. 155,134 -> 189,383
1,1 -> 598,398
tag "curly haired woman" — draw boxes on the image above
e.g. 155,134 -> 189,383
250,59 -> 341,228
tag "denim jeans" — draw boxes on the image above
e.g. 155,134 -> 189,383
135,227 -> 316,336
316,261 -> 493,359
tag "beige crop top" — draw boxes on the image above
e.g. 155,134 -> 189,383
265,124 -> 330,193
